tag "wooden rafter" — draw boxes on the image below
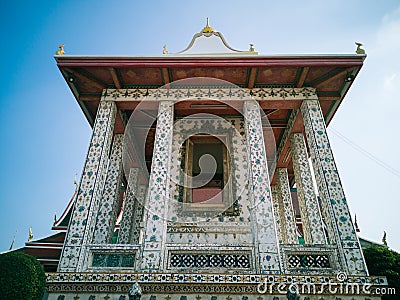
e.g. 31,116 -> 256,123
247,67 -> 257,89
109,68 -> 122,89
307,67 -> 348,87
296,67 -> 309,88
314,68 -> 350,88
162,68 -> 170,84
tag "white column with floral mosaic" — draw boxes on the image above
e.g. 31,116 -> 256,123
290,132 -> 326,245
275,168 -> 298,244
271,185 -> 284,245
92,134 -> 124,244
244,100 -> 281,273
130,184 -> 147,244
58,100 -> 117,272
140,100 -> 174,271
301,99 -> 368,275
118,167 -> 139,244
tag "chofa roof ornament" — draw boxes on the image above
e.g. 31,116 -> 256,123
201,17 -> 215,34
164,19 -> 258,55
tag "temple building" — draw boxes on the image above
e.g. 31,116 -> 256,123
23,21 -> 389,299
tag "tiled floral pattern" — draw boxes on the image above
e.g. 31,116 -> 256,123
130,184 -> 147,244
290,133 -> 326,245
58,101 -> 116,272
244,101 -> 280,273
301,99 -> 367,276
93,134 -> 124,244
47,271 -> 387,285
46,271 -> 387,299
275,168 -> 298,244
102,87 -> 318,102
118,168 -> 139,244
270,185 -> 283,244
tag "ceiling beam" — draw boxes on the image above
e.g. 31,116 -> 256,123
79,94 -> 101,101
296,67 -> 309,88
248,67 -> 257,89
275,109 -> 303,168
109,68 -> 122,89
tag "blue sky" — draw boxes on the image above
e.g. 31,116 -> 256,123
1,0 -> 399,253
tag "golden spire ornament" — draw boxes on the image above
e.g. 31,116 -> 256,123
201,18 -> 215,33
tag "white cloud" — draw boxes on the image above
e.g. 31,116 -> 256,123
383,72 -> 400,93
376,6 -> 400,55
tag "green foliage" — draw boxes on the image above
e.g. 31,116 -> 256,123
0,252 -> 46,300
363,245 -> 400,299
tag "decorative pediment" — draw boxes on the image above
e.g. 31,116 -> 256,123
167,19 -> 258,55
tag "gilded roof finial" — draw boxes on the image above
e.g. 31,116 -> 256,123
163,45 -> 169,54
355,42 -> 365,55
354,214 -> 360,232
201,18 -> 215,33
28,227 -> 33,242
56,44 -> 65,55
249,44 -> 255,52
9,229 -> 17,250
382,231 -> 388,246
73,173 -> 78,189
53,213 -> 57,226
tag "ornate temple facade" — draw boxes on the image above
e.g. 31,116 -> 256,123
43,22 -> 387,299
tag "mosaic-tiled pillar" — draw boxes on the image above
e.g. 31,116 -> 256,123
92,134 -> 124,244
58,101 -> 116,272
271,185 -> 283,244
140,100 -> 174,271
244,100 -> 281,274
118,167 -> 139,244
301,99 -> 367,275
130,185 -> 147,244
275,168 -> 298,244
290,133 -> 326,245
